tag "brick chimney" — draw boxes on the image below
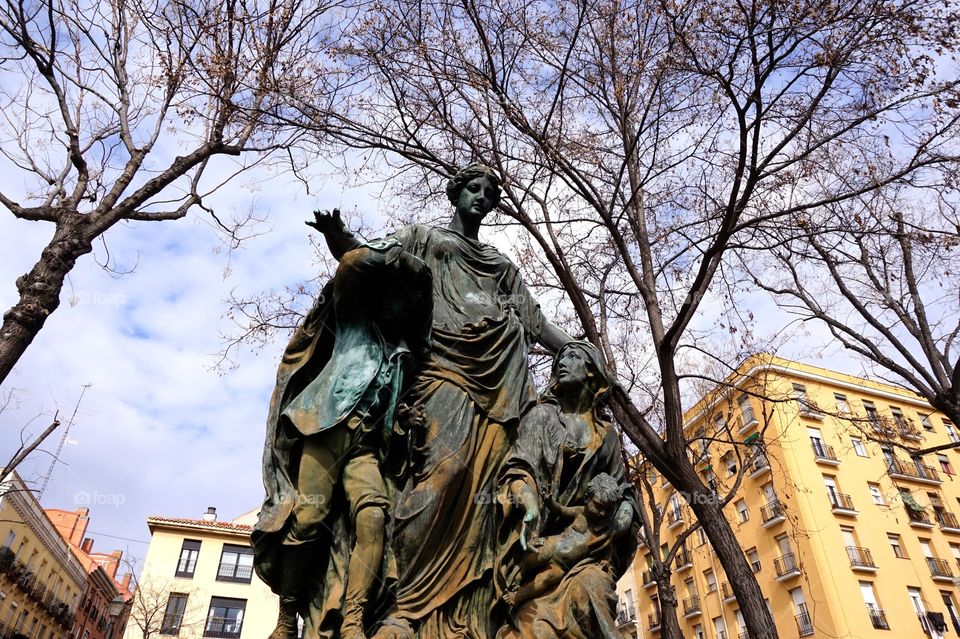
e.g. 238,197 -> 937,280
81,538 -> 94,553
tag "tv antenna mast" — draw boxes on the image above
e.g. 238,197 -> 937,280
38,383 -> 90,499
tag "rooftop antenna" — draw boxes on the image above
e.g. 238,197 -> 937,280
39,383 -> 90,499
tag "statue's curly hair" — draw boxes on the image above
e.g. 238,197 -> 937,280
445,164 -> 502,207
585,473 -> 622,510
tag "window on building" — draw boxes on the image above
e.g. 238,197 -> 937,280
161,594 -> 188,636
175,540 -> 201,578
739,394 -> 756,427
721,452 -> 737,477
2,531 -> 13,549
939,454 -> 955,475
746,547 -> 761,573
714,412 -> 726,432
860,581 -> 886,628
942,592 -> 960,635
704,470 -> 717,492
692,623 -> 704,639
735,499 -> 749,523
808,427 -> 827,457
704,569 -> 717,592
950,543 -> 960,569
790,588 -> 812,636
888,534 -> 906,559
920,414 -> 935,431
868,483 -> 885,506
713,615 -> 727,639
834,393 -> 849,413
793,383 -> 814,413
217,544 -> 254,583
851,438 -> 867,457
695,528 -> 708,547
946,420 -> 960,444
204,597 -> 246,639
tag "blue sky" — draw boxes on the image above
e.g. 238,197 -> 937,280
0,160 -> 387,568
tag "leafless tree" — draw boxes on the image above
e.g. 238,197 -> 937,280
0,0 -> 348,385
228,0 -> 960,634
749,179 -> 960,455
125,572 -> 203,639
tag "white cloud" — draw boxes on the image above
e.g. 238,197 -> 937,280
0,162 -> 390,565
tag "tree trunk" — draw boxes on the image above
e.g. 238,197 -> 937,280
0,216 -> 92,385
653,565 -> 683,639
689,486 -> 779,638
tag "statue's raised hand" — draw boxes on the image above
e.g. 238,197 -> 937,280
306,208 -> 345,235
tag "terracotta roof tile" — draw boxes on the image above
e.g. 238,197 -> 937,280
146,516 -> 253,533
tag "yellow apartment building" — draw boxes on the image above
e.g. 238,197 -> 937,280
629,355 -> 960,639
0,471 -> 88,639
123,508 -> 277,639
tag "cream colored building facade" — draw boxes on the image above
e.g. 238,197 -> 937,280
0,471 -> 87,639
630,356 -> 960,638
123,509 -> 276,639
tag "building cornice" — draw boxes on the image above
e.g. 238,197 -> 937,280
146,516 -> 252,539
683,359 -> 934,428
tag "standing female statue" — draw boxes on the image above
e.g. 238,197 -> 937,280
254,164 -> 575,639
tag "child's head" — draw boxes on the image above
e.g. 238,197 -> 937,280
584,473 -> 622,520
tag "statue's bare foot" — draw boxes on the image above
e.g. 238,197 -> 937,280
371,617 -> 414,639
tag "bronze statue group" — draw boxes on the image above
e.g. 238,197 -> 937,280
252,165 -> 640,639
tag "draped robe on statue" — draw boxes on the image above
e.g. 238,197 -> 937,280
386,224 -> 546,638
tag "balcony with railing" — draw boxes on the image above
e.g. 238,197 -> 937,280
811,441 -> 840,465
937,510 -> 960,533
749,453 -> 771,478
760,500 -> 786,527
869,413 -> 898,439
868,608 -> 890,630
887,457 -> 941,485
738,408 -> 758,434
667,506 -> 685,529
647,611 -> 661,631
797,398 -> 824,420
160,612 -> 184,637
927,556 -> 955,581
616,603 -> 637,629
675,548 -> 693,571
721,581 -> 736,603
682,595 -> 701,617
795,610 -> 814,636
829,492 -> 857,516
774,552 -> 801,581
215,562 -> 253,584
846,546 -> 878,571
906,505 -> 935,528
203,617 -> 242,639
641,570 -> 656,588
894,416 -> 923,441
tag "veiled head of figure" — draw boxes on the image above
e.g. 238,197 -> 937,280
446,164 -> 502,221
548,341 -> 612,405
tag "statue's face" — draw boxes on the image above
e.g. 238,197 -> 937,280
455,176 -> 498,221
555,347 -> 591,388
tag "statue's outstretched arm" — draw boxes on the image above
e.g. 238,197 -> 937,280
306,208 -> 362,260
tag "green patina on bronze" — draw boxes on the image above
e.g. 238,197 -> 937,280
252,165 -> 639,639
